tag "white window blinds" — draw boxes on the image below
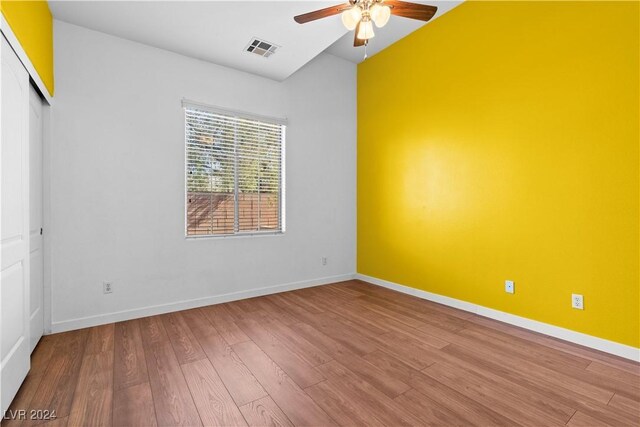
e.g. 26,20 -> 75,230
184,103 -> 285,237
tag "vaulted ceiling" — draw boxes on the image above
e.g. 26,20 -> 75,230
49,1 -> 463,81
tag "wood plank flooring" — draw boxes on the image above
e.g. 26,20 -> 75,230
3,280 -> 639,426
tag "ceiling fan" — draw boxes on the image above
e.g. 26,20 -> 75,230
294,0 -> 437,48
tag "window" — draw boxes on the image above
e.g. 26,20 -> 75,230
184,101 -> 285,237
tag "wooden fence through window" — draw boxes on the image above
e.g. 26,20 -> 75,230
187,191 -> 279,235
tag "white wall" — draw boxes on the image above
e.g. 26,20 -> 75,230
49,21 -> 356,331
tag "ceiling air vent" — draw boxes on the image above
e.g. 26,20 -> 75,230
245,38 -> 279,58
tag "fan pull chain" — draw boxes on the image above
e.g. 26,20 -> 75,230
364,40 -> 368,60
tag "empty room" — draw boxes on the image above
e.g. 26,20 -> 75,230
1,0 -> 638,426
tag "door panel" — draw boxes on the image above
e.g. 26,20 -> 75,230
1,35 -> 31,414
1,264 -> 24,352
29,84 -> 44,352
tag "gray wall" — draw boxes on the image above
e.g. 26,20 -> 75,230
49,21 -> 357,331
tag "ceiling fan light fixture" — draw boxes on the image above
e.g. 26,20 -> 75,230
293,0 -> 438,49
357,18 -> 375,40
341,6 -> 362,31
370,4 -> 391,28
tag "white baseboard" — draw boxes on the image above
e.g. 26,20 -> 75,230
356,273 -> 640,362
50,273 -> 355,333
51,271 -> 640,362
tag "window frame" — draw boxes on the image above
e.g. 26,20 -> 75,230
183,100 -> 286,239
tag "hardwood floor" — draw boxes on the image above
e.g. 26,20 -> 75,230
4,280 -> 639,426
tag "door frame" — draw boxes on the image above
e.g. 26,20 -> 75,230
29,83 -> 53,336
28,83 -> 46,347
41,95 -> 52,334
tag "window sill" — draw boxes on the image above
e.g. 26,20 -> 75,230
185,231 -> 285,240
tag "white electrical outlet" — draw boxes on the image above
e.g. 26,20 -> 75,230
572,294 -> 584,310
103,281 -> 113,294
505,280 -> 515,294
321,257 -> 327,266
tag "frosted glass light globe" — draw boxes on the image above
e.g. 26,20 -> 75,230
370,4 -> 391,28
341,7 -> 363,31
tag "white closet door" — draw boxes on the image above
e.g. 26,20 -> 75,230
1,35 -> 31,413
29,84 -> 44,353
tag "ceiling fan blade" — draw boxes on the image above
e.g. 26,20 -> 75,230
354,22 -> 366,47
294,3 -> 350,24
385,0 -> 437,21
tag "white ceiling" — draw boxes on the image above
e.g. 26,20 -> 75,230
326,1 -> 462,63
49,1 -> 463,81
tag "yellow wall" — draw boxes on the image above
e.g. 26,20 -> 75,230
358,1 -> 639,347
1,0 -> 54,95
